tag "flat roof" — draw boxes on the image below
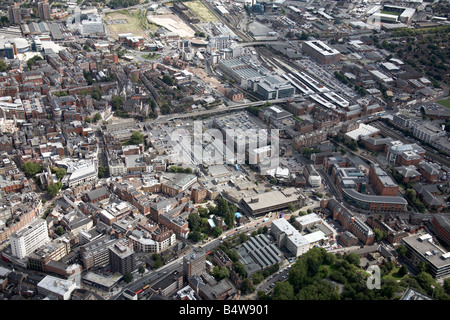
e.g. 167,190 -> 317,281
242,188 -> 303,211
403,234 -> 450,269
295,213 -> 322,226
304,40 -> 340,56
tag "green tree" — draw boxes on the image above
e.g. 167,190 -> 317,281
396,244 -> 408,258
188,213 -> 202,232
240,278 -> 254,294
224,211 -> 235,229
188,230 -> 201,242
296,279 -> 340,300
52,167 -> 66,181
122,273 -> 133,283
152,253 -> 163,269
93,113 -> 101,122
213,226 -> 223,238
288,203 -> 296,213
226,249 -> 240,263
344,253 -> 360,267
139,265 -> 146,275
197,206 -> 209,218
252,272 -> 264,285
162,74 -> 174,86
272,281 -> 295,300
111,95 -> 123,110
129,131 -> 144,145
55,226 -> 65,236
398,265 -> 409,277
233,262 -> 247,278
0,60 -> 8,72
91,86 -> 102,100
22,162 -> 44,177
47,182 -> 62,197
374,228 -> 387,242
98,166 -> 109,179
218,266 -> 230,280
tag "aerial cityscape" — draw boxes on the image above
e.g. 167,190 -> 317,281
0,0 -> 449,304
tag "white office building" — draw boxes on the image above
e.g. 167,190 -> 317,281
10,219 -> 50,259
271,218 -> 309,257
37,275 -> 78,300
59,159 -> 98,188
129,229 -> 176,253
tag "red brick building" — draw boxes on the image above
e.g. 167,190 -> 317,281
369,163 -> 399,197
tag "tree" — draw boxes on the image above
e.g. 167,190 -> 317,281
93,113 -> 101,122
218,266 -> 230,280
213,227 -> 223,238
52,167 -> 66,181
233,262 -> 247,278
272,281 -> 295,300
111,95 -> 123,111
129,131 -> 144,145
122,273 -> 133,283
296,279 -> 340,300
22,162 -> 44,177
153,253 -> 163,269
398,265 -> 409,277
224,211 -> 235,229
139,265 -> 146,275
396,244 -> 408,258
98,166 -> 109,179
288,203 -> 296,213
252,272 -> 264,285
0,60 -> 8,72
345,252 -> 361,267
162,74 -> 174,86
240,278 -> 254,294
91,86 -> 102,100
47,182 -> 62,197
55,226 -> 65,236
197,206 -> 208,218
188,213 -> 202,232
188,230 -> 201,242
374,228 -> 387,242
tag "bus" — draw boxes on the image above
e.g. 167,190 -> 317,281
136,289 -> 143,295
142,284 -> 150,291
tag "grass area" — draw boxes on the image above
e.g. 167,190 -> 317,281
380,10 -> 401,16
184,0 -> 218,22
104,9 -> 158,39
142,53 -> 160,60
437,99 -> 450,109
382,267 -> 408,282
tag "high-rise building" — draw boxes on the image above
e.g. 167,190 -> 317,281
183,248 -> 206,279
8,3 -> 21,25
108,240 -> 136,275
38,0 -> 51,20
10,219 -> 50,259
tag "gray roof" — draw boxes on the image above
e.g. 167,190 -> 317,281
343,188 -> 408,205
85,187 -> 109,201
